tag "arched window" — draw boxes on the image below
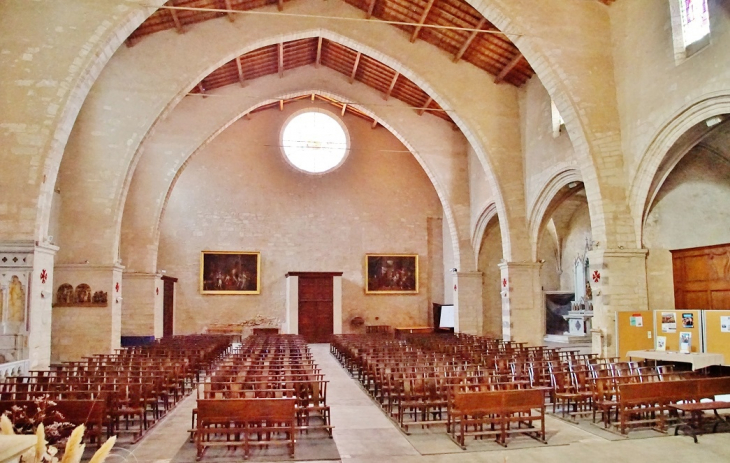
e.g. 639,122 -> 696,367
670,0 -> 711,62
679,0 -> 710,47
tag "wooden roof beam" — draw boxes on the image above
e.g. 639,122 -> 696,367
410,0 -> 435,43
349,52 -> 362,84
169,8 -> 184,34
278,42 -> 284,78
494,52 -> 523,84
315,37 -> 323,68
384,71 -> 399,100
454,18 -> 486,62
224,0 -> 235,22
418,96 -> 432,116
366,0 -> 377,19
235,56 -> 245,87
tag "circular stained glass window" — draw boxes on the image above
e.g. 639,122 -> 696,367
281,110 -> 349,174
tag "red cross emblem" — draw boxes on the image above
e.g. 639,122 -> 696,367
502,278 -> 507,288
453,284 -> 457,291
156,287 -> 159,295
592,271 -> 600,283
115,282 -> 120,292
40,269 -> 48,284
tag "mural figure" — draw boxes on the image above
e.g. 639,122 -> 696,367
75,284 -> 91,304
57,283 -> 74,304
9,275 -> 25,322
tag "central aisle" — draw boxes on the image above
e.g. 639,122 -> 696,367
123,341 -> 730,463
307,343 -> 421,459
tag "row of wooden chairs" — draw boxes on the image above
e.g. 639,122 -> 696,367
1,335 -> 232,445
194,335 -> 332,460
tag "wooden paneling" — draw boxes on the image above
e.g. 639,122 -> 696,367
672,243 -> 730,310
297,275 -> 334,343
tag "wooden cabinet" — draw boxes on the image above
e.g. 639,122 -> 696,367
672,243 -> 730,310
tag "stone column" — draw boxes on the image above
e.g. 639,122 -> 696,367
587,248 -> 649,357
52,263 -> 123,361
285,274 -> 298,335
453,271 -> 483,335
498,262 -> 543,346
121,272 -> 163,339
0,240 -> 58,369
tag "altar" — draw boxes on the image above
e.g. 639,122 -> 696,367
563,310 -> 593,336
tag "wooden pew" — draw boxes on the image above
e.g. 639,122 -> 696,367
449,389 -> 547,449
617,377 -> 730,435
195,398 -> 296,460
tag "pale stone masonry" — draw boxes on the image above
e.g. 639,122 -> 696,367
0,0 -> 729,364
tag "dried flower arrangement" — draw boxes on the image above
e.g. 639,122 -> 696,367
1,414 -> 116,463
2,396 -> 74,444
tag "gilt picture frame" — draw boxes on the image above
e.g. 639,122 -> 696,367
365,254 -> 419,294
200,251 -> 260,295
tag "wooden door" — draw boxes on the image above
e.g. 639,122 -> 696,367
162,276 -> 177,338
672,243 -> 730,309
298,274 -> 334,343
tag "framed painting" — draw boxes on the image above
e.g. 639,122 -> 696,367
200,251 -> 260,295
365,254 -> 419,294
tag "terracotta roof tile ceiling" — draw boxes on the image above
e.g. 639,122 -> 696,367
126,0 -> 554,87
190,36 -> 454,123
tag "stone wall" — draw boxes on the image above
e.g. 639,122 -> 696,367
156,100 -> 443,334
644,148 -> 730,310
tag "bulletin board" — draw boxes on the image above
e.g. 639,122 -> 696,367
702,310 -> 730,365
616,311 -> 653,360
653,310 -> 702,353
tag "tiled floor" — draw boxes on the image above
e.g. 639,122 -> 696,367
119,344 -> 730,463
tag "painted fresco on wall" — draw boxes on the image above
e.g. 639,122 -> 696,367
0,271 -> 29,329
365,254 -> 418,294
200,251 -> 261,295
545,291 -> 575,335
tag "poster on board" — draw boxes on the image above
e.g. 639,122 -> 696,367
661,312 -> 677,333
630,314 -> 643,327
721,316 -> 730,333
682,313 -> 694,328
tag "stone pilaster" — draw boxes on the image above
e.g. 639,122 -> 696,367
52,263 -> 124,362
587,249 -> 649,358
498,262 -> 543,346
0,240 -> 58,369
121,272 -> 163,339
453,271 -> 483,335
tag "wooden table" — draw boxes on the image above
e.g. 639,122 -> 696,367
671,401 -> 730,443
394,326 -> 434,336
626,350 -> 725,370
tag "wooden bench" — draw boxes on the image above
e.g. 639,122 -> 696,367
671,401 -> 730,443
617,377 -> 730,435
195,398 -> 296,460
449,389 -> 546,448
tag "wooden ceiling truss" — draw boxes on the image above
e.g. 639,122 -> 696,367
128,0 -> 537,86
188,36 -> 453,123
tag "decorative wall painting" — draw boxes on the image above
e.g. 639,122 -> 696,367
365,254 -> 418,294
200,251 -> 261,295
